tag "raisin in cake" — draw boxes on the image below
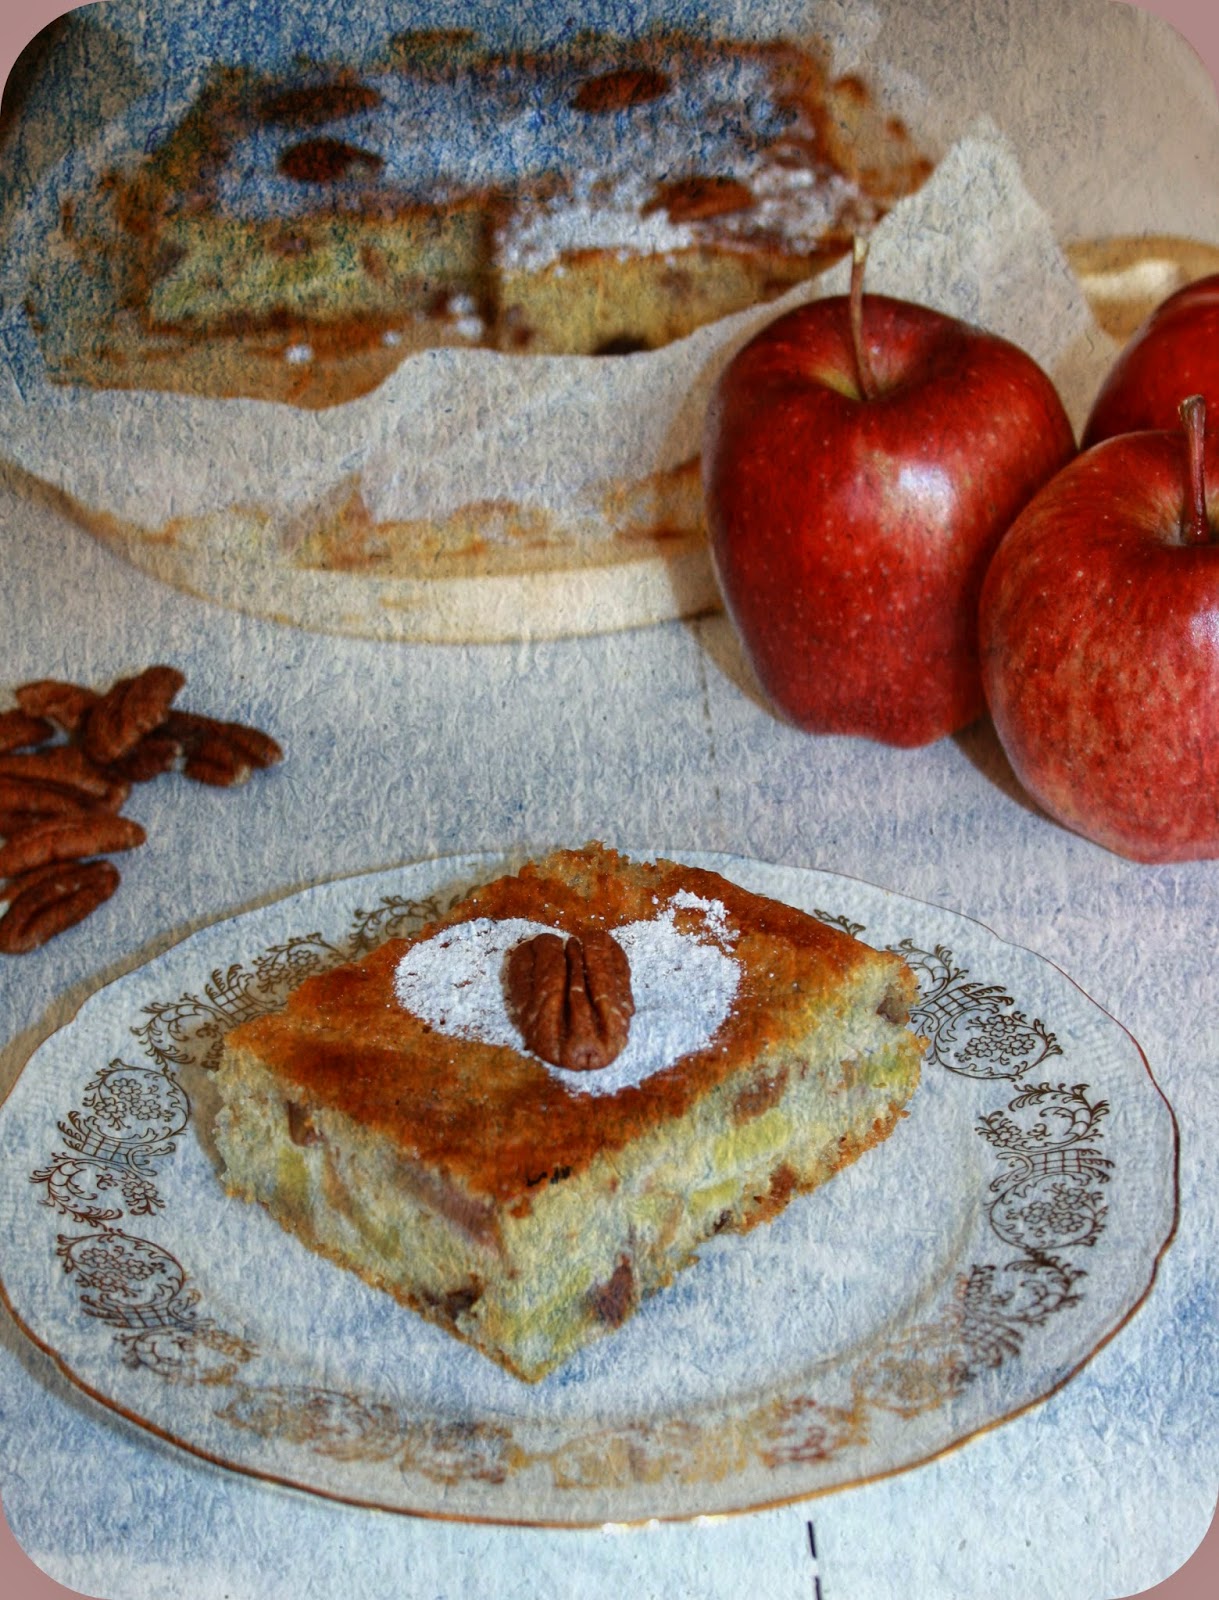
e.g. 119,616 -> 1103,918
212,845 -> 925,1381
30,28 -> 933,407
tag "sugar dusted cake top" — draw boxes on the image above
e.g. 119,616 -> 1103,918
220,845 -> 916,1206
135,32 -> 921,264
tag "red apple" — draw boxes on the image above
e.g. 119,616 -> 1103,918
979,397 -> 1219,863
702,248 -> 1076,746
1082,273 -> 1219,448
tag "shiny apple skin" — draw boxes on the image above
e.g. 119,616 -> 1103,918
1082,273 -> 1219,448
703,295 -> 1076,747
979,430 -> 1219,862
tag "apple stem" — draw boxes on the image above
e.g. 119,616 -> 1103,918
849,235 -> 880,402
1180,395 -> 1212,545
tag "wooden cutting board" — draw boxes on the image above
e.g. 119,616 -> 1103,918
1066,234 -> 1219,342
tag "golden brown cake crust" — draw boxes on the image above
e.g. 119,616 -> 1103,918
222,845 -> 914,1204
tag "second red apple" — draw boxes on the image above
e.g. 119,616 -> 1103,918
703,259 -> 1076,746
1083,273 -> 1219,447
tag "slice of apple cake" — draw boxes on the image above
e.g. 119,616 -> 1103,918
212,843 -> 924,1380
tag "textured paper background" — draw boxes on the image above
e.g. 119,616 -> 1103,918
1,2 -> 1217,1598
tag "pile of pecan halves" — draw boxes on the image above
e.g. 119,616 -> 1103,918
0,666 -> 282,954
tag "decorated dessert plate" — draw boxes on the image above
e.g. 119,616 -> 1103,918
0,852 -> 1177,1525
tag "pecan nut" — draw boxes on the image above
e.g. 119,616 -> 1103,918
164,710 -> 283,786
278,136 -> 385,183
570,67 -> 670,113
0,748 -> 130,810
0,776 -> 111,823
505,928 -> 634,1071
0,859 -> 120,954
257,79 -> 383,127
80,665 -> 187,764
643,175 -> 754,224
0,710 -> 53,754
107,731 -> 184,784
0,813 -> 145,877
3,666 -> 283,956
14,680 -> 99,734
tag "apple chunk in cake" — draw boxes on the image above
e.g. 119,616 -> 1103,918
212,844 -> 924,1380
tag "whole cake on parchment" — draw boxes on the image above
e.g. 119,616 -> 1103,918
212,844 -> 925,1381
30,28 -> 932,408
9,25 -> 938,641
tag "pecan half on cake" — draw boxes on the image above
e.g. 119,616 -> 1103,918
212,844 -> 925,1381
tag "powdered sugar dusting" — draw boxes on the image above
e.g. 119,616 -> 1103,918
207,49 -> 870,266
216,55 -> 790,220
393,917 -> 544,1044
392,898 -> 740,1097
670,889 -> 737,946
